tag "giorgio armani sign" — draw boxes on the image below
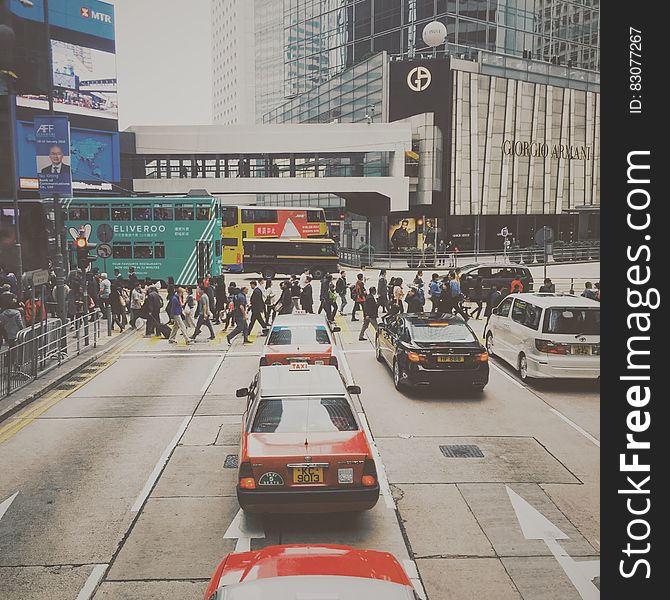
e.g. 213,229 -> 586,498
502,140 -> 593,160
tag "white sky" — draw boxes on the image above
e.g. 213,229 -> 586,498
112,0 -> 212,130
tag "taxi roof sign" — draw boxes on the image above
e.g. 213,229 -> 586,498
289,362 -> 310,371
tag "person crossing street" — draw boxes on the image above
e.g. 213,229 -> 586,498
167,287 -> 192,344
248,280 -> 269,336
191,283 -> 216,341
227,285 -> 251,344
359,286 -> 378,341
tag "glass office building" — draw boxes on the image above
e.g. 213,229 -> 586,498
278,0 -> 599,104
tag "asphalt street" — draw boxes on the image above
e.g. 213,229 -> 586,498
0,267 -> 600,600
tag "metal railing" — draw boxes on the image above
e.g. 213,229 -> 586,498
0,309 -> 102,400
339,242 -> 600,270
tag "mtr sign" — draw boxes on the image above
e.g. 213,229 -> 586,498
81,6 -> 113,24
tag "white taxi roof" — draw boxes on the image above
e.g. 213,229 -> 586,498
509,292 -> 600,308
271,313 -> 332,328
258,365 -> 347,397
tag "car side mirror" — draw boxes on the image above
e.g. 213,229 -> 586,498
236,387 -> 249,398
346,385 -> 361,395
332,326 -> 341,333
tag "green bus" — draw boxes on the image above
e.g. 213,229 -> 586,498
62,196 -> 222,285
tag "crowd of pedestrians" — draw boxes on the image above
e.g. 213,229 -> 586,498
2,260 -> 602,354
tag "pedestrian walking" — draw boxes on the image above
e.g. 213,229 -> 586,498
377,269 -> 388,315
335,271 -> 348,315
428,273 -> 441,313
510,275 -> 523,294
213,275 -> 227,324
276,280 -> 294,316
183,286 -> 197,329
290,275 -> 301,311
300,276 -> 314,313
470,276 -> 484,319
581,281 -> 597,300
413,270 -> 424,287
484,286 -> 502,318
299,268 -> 310,290
109,282 -> 127,332
263,279 -> 276,323
227,285 -> 251,344
594,281 -> 600,302
248,280 -> 269,336
129,282 -> 144,329
351,273 -> 366,321
143,286 -> 163,337
317,275 -> 332,321
99,273 -> 111,313
223,281 -> 238,330
191,284 -> 216,341
167,287 -> 192,344
405,286 -> 423,313
392,278 -> 405,314
539,278 -> 555,293
359,286 -> 378,341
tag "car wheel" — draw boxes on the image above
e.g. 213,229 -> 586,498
392,358 -> 403,390
518,353 -> 529,381
261,266 -> 276,280
375,337 -> 384,363
485,332 -> 495,356
311,266 -> 325,280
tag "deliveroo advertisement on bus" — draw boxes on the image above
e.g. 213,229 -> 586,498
62,198 -> 221,284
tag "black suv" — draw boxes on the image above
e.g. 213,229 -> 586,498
455,263 -> 533,297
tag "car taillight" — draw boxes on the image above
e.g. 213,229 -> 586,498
259,356 -> 267,366
474,352 -> 489,362
592,344 -> 600,355
535,339 -> 568,354
239,461 -> 256,489
362,458 -> 377,486
406,351 -> 427,363
330,355 -> 338,368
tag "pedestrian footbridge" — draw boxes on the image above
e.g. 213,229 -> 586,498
124,122 -> 421,214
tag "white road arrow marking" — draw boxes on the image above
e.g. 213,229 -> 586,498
506,486 -> 599,600
224,509 -> 265,552
0,492 -> 18,522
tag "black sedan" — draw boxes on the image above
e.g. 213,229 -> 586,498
375,313 -> 489,391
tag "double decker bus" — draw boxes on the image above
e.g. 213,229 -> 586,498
220,206 -> 328,273
62,196 -> 221,285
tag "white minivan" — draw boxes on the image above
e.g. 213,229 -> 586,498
484,293 -> 600,381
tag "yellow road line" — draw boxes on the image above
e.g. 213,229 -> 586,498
335,313 -> 354,344
0,332 -> 141,446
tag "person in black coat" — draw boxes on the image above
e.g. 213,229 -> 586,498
359,286 -> 379,341
276,281 -> 293,315
247,279 -> 269,336
144,286 -> 163,336
484,286 -> 502,318
470,276 -> 484,319
405,287 -> 423,313
300,276 -> 314,313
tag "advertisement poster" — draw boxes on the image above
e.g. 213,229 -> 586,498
388,217 -> 416,250
34,116 -> 73,197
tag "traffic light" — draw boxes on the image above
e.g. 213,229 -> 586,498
416,218 -> 424,234
75,236 -> 97,270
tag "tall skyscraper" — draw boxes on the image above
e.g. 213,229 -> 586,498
211,0 -> 256,124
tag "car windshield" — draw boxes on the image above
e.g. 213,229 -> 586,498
268,326 -> 330,345
251,397 -> 358,433
220,576 -> 413,599
543,307 -> 600,335
409,321 -> 476,343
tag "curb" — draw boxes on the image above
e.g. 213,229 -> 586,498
0,329 -> 136,424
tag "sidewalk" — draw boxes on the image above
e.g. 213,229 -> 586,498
0,323 -> 138,424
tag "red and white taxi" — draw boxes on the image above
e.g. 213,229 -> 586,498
235,364 -> 379,513
259,313 -> 341,368
203,544 -> 419,599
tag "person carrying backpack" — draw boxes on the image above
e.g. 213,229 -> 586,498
351,273 -> 366,322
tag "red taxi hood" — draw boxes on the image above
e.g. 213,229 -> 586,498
247,431 -> 368,457
265,344 -> 332,356
215,544 -> 413,587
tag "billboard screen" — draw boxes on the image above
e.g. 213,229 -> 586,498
18,40 -> 118,120
34,116 -> 74,197
17,121 -> 121,189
